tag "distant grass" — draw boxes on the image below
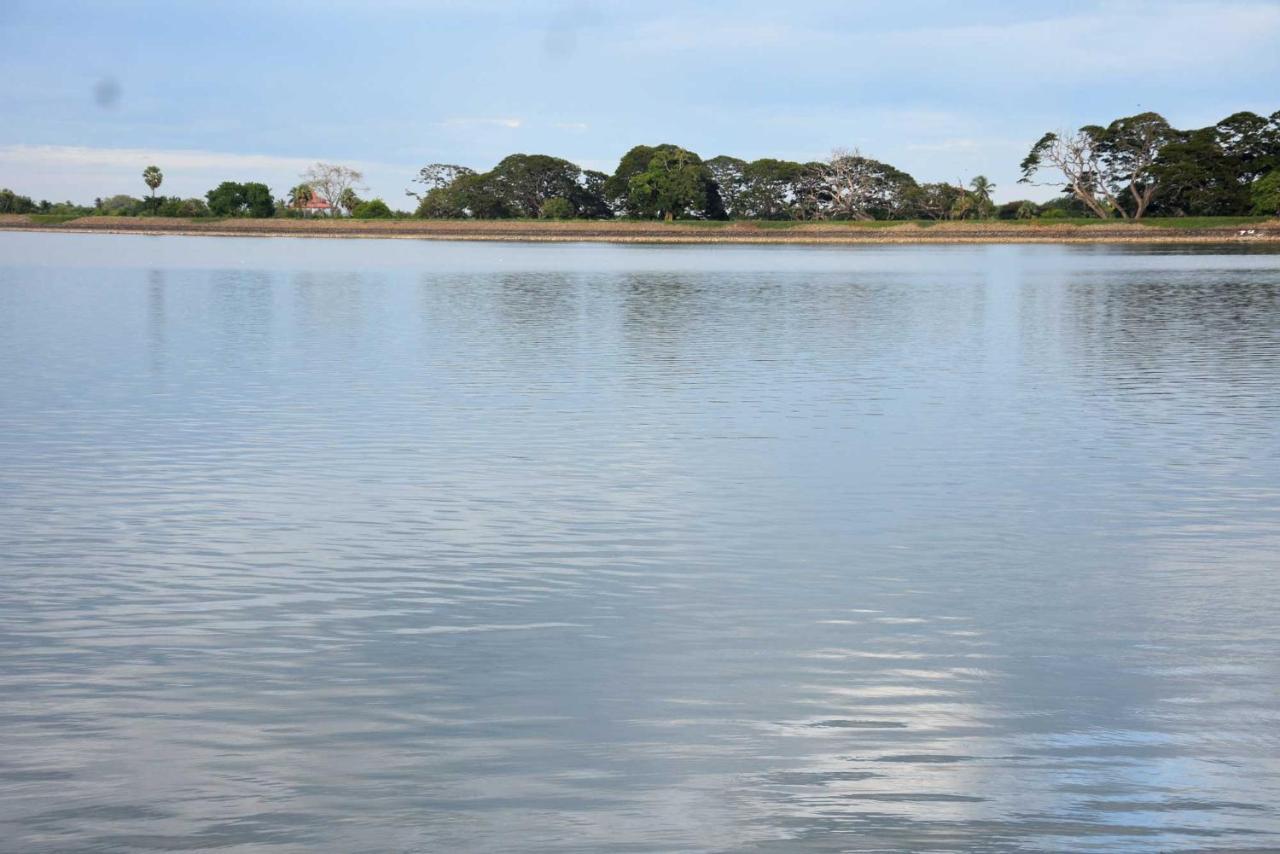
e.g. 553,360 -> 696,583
27,214 -> 83,225
1135,216 -> 1269,229
752,220 -> 922,229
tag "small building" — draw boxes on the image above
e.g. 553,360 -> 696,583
302,193 -> 333,216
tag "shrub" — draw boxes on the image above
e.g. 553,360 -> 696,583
96,194 -> 145,216
352,199 -> 393,219
159,198 -> 210,217
539,197 -> 575,219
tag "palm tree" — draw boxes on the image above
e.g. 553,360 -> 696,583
288,183 -> 314,215
338,187 -> 361,217
142,165 -> 163,212
969,175 -> 995,218
969,175 -> 994,202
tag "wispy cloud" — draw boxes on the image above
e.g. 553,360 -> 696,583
440,117 -> 524,129
0,144 -> 409,203
0,144 -> 320,173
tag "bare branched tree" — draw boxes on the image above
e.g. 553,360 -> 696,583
817,148 -> 880,221
1020,114 -> 1173,219
301,163 -> 365,216
406,164 -> 475,201
1019,131 -> 1115,219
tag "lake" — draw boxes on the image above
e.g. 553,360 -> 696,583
2,232 -> 1279,852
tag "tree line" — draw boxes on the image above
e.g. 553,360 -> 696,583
410,109 -> 1278,221
2,108 -> 1277,221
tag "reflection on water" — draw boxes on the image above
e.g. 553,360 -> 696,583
1,235 -> 1279,852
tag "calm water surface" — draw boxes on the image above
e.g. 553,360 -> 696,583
2,233 -> 1279,853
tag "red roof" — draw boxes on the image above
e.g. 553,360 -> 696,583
303,193 -> 331,210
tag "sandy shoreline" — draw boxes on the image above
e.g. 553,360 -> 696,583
2,215 -> 1277,245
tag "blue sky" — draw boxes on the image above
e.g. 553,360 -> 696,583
2,0 -> 1278,206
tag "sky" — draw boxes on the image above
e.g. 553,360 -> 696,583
1,0 -> 1278,207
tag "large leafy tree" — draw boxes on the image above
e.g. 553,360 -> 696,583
414,172 -> 509,219
240,182 -> 275,218
205,182 -> 244,216
625,147 -> 724,220
1150,129 -> 1248,216
205,181 -> 275,217
1096,112 -> 1175,218
705,156 -> 748,217
1252,171 -> 1280,215
1215,111 -> 1280,184
738,159 -> 808,219
603,144 -> 664,213
488,154 -> 583,218
908,182 -> 966,220
575,170 -> 613,219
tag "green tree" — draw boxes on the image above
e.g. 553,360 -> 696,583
909,182 -> 965,220
338,187 -> 362,216
604,144 -> 663,214
206,182 -> 275,217
705,155 -> 748,217
950,193 -> 977,220
352,198 -> 394,219
206,182 -> 244,216
738,159 -> 808,219
488,154 -> 583,217
0,188 -> 38,214
414,172 -> 509,219
1252,171 -> 1280,216
142,165 -> 163,212
1150,129 -> 1248,215
625,147 -> 723,220
968,175 -> 996,217
1096,112 -> 1176,218
288,183 -> 314,213
156,197 -> 210,217
1215,111 -> 1280,183
539,197 -> 574,219
241,182 -> 275,218
575,170 -> 613,219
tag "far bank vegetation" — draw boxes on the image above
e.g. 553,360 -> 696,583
2,109 -> 1278,224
